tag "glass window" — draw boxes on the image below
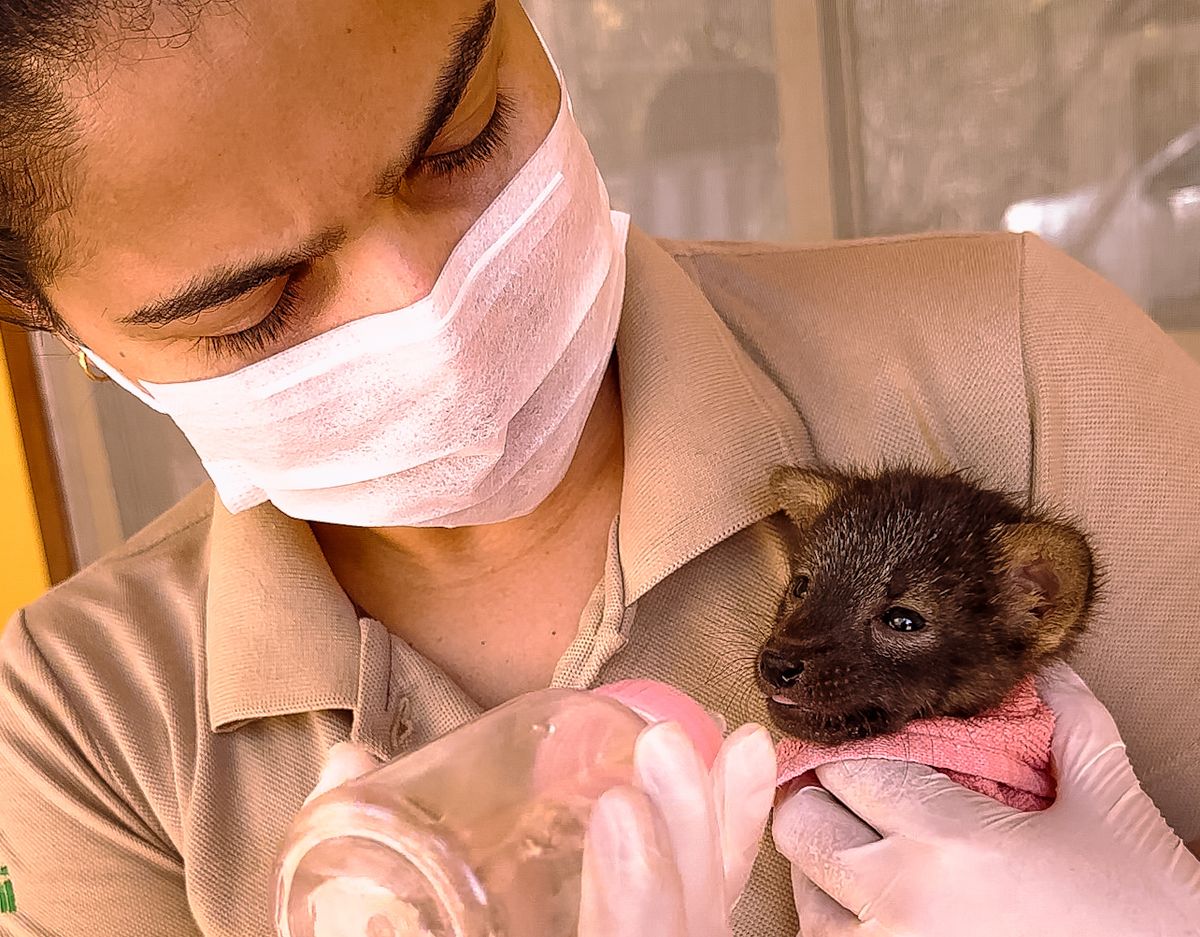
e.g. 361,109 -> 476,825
821,0 -> 1200,341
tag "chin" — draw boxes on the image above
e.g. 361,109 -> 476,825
766,698 -> 905,744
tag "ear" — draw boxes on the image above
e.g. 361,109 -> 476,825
996,520 -> 1095,656
769,465 -> 845,530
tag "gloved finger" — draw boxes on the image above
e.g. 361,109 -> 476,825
634,721 -> 727,937
814,759 -> 1015,840
305,742 -> 380,805
791,873 -> 866,936
711,723 -> 776,910
580,784 -> 687,937
1036,662 -> 1141,807
772,785 -> 880,917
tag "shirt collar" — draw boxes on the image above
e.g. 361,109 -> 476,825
615,226 -> 809,601
205,501 -> 363,731
204,225 -> 808,730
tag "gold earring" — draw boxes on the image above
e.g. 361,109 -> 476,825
77,349 -> 110,382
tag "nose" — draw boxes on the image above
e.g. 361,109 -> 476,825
758,647 -> 804,690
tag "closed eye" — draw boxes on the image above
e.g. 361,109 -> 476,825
193,274 -> 307,363
409,91 -> 514,180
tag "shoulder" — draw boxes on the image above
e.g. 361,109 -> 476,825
3,481 -> 215,675
0,484 -> 215,802
658,230 -> 1187,476
659,232 -> 1038,484
659,230 -> 1153,356
659,232 -> 1035,410
658,230 -> 1025,322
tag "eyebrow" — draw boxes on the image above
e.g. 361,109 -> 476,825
120,0 -> 497,329
120,228 -> 347,327
374,0 -> 498,197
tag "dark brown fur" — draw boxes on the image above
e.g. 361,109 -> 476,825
757,465 -> 1098,744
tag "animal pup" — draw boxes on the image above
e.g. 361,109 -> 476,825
757,465 -> 1097,744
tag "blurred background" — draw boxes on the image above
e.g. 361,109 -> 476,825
2,0 -> 1199,615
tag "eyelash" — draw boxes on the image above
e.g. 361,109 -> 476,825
195,94 -> 514,362
411,90 -> 514,180
195,277 -> 306,362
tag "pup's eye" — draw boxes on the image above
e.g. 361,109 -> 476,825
883,607 -> 926,632
789,575 -> 810,599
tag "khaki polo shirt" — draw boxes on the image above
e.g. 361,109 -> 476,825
3,227 -> 1200,937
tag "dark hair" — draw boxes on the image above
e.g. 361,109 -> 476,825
0,2 -> 212,335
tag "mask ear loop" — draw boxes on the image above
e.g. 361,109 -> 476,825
77,348 -> 111,382
76,345 -> 169,413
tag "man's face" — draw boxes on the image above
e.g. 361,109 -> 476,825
45,0 -> 558,382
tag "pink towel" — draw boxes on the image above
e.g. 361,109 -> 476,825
775,677 -> 1056,811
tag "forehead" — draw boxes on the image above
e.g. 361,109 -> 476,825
49,0 -> 484,308
807,497 -> 938,577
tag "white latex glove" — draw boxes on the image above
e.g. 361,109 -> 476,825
579,720 -> 776,937
304,721 -> 777,937
304,740 -> 383,805
772,662 -> 1200,937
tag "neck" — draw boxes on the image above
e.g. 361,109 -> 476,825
312,358 -> 625,612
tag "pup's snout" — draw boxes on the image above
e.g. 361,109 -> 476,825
758,647 -> 804,690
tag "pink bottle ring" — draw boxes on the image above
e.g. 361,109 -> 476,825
527,680 -> 726,801
594,679 -> 725,770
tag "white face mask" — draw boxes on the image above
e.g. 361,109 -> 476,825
85,68 -> 631,528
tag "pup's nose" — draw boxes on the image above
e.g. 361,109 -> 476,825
758,648 -> 804,689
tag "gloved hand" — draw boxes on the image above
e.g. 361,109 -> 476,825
306,719 -> 777,937
772,662 -> 1200,936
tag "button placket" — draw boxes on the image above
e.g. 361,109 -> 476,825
553,515 -> 634,689
348,618 -> 399,762
388,696 -> 413,753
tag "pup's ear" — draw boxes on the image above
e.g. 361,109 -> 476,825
996,519 -> 1095,656
769,465 -> 845,530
